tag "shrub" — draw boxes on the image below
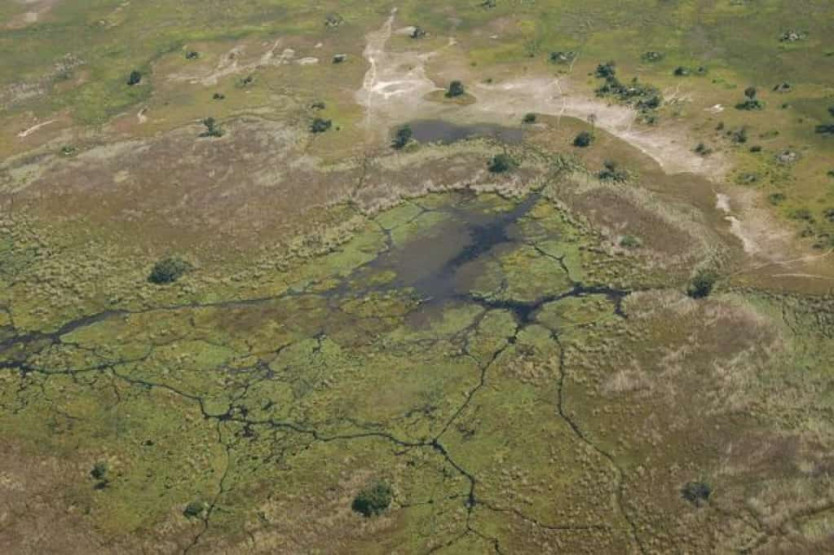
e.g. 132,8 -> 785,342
694,142 -> 712,156
792,208 -> 814,222
522,113 -> 537,124
310,118 -> 333,133
673,66 -> 690,77
681,481 -> 711,506
410,26 -> 427,39
90,462 -> 108,480
351,482 -> 393,517
816,124 -> 834,135
127,70 -> 142,86
687,269 -> 717,299
392,125 -> 413,149
595,61 -> 616,79
597,160 -> 628,182
148,257 -> 191,285
736,99 -> 764,110
768,192 -> 786,205
620,235 -> 642,248
183,500 -> 207,519
488,153 -> 517,173
824,208 -> 834,223
730,127 -> 748,143
185,50 -> 199,60
446,80 -> 465,98
212,93 -> 225,100
573,131 -> 594,147
641,51 -> 664,63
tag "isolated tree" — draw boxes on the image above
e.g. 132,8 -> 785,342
487,153 -> 516,173
573,131 -> 594,147
183,500 -> 207,519
392,124 -> 413,149
736,87 -> 763,110
199,117 -> 224,138
352,482 -> 393,517
446,80 -> 465,98
310,118 -> 333,133
148,257 -> 191,284
127,70 -> 142,86
522,113 -> 537,124
687,269 -> 717,299
681,481 -> 711,506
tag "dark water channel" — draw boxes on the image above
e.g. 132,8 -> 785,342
368,192 -> 629,324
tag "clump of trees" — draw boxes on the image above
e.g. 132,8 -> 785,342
127,70 -> 142,86
446,80 -> 465,98
573,131 -> 594,147
597,160 -> 628,182
310,118 -> 333,133
392,124 -> 413,149
687,269 -> 717,299
593,61 -> 662,120
200,117 -> 224,138
549,51 -> 577,64
736,87 -> 764,110
488,153 -> 517,173
681,481 -> 711,506
816,124 -> 834,136
148,257 -> 191,285
352,481 -> 393,517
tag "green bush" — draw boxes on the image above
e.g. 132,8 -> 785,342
90,461 -> 108,480
351,481 -> 393,517
148,257 -> 191,285
573,131 -> 594,147
522,113 -> 537,124
687,269 -> 717,299
392,125 -> 413,149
